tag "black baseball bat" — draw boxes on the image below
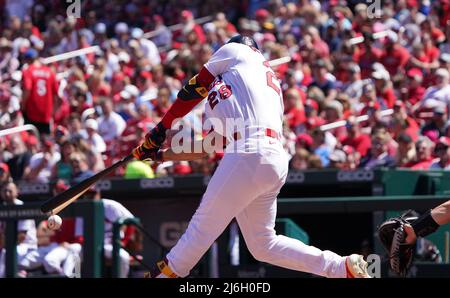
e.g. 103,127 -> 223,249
40,154 -> 134,214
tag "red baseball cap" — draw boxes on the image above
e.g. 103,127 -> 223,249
139,70 -> 152,80
330,0 -> 339,6
296,133 -> 313,147
342,145 -> 354,155
181,10 -> 193,19
153,14 -> 163,22
112,72 -> 125,82
55,179 -> 69,191
407,68 -> 423,79
27,135 -> 38,146
0,162 -> 9,173
174,163 -> 192,175
291,52 -> 302,62
406,0 -> 418,7
255,9 -> 269,19
305,99 -> 319,111
437,136 -> 450,147
0,87 -> 10,102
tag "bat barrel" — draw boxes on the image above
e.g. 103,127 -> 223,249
40,154 -> 133,214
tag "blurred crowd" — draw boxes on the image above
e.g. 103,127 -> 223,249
0,0 -> 450,193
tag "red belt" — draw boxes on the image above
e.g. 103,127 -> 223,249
265,128 -> 280,140
232,128 -> 280,141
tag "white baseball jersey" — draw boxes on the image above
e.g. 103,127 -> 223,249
166,43 -> 350,279
75,199 -> 134,244
204,42 -> 284,153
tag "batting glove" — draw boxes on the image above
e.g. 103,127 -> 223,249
144,122 -> 167,149
132,123 -> 167,161
132,147 -> 164,162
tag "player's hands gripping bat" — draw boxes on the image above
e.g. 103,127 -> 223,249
377,211 -> 417,276
132,122 -> 167,160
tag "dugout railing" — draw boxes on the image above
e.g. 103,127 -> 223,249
0,201 -> 104,278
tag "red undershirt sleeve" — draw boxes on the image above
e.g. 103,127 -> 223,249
161,66 -> 215,129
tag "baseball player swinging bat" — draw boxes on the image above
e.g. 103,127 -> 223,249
39,55 -> 290,216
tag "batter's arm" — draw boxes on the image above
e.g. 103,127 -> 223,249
132,67 -> 215,160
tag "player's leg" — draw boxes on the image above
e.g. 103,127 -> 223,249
104,243 -> 130,278
163,153 -> 263,277
62,243 -> 82,277
235,149 -> 368,278
43,244 -> 69,275
17,244 -> 44,271
236,190 -> 348,278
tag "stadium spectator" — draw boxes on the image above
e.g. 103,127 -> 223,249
340,62 -> 367,103
341,116 -> 372,157
421,68 -> 450,111
401,68 -> 426,106
0,37 -> 19,81
359,131 -> 396,170
81,118 -> 106,154
5,135 -> 31,181
21,48 -> 59,135
311,128 -> 331,167
284,88 -> 305,134
405,136 -> 435,170
390,100 -> 420,142
97,97 -> 126,143
328,149 -> 347,169
421,105 -> 448,140
429,137 -> 450,170
151,14 -> 172,48
396,133 -> 417,167
172,10 -> 206,48
379,30 -> 410,76
372,67 -> 396,109
51,140 -> 75,181
0,163 -> 11,187
130,28 -> 161,68
0,181 -> 37,278
308,59 -> 336,102
69,152 -> 94,185
23,136 -> 60,183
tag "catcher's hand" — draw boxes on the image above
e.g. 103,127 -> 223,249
378,212 -> 417,276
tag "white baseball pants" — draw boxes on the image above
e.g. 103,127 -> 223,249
166,141 -> 347,278
104,243 -> 130,278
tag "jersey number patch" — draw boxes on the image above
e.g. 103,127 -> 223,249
208,84 -> 232,110
263,61 -> 281,95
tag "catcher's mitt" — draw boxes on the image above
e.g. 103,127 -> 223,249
378,211 -> 417,276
